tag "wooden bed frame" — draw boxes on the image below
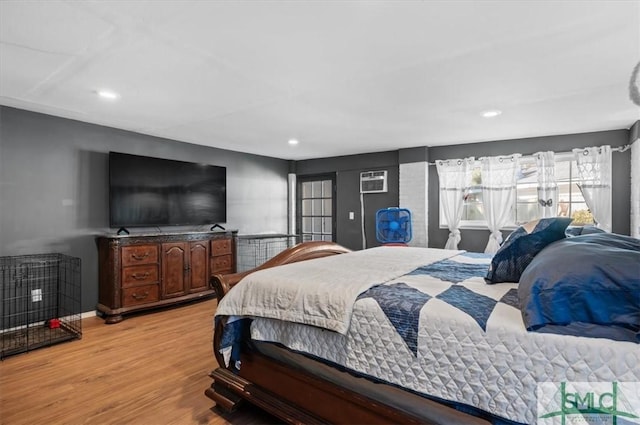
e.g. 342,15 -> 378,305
205,241 -> 491,425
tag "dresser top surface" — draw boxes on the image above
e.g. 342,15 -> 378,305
98,229 -> 238,240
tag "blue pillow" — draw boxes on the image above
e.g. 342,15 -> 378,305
519,233 -> 640,342
485,217 -> 573,283
565,225 -> 606,237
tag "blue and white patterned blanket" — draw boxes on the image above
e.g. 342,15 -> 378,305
356,252 -> 520,356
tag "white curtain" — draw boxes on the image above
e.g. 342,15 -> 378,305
572,146 -> 612,232
535,151 -> 557,219
436,157 -> 473,249
632,140 -> 640,238
481,154 -> 521,253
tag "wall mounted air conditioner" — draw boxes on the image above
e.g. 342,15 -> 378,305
360,170 -> 388,193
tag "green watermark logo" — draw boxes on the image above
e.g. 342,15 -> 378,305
538,382 -> 640,425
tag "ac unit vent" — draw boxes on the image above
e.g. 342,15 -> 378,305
360,170 -> 388,193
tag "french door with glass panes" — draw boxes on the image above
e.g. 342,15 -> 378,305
297,174 -> 336,242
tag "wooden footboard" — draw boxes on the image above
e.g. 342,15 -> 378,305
206,241 -> 490,425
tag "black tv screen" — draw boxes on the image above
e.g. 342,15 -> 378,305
109,152 -> 226,228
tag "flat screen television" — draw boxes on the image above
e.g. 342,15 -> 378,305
109,152 -> 226,228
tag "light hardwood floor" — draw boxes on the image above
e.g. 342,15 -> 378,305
0,298 -> 280,425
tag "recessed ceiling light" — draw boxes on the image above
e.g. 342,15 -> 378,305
482,110 -> 502,118
97,90 -> 120,100
288,139 -> 299,146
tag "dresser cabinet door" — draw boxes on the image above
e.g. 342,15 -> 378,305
162,242 -> 187,298
189,240 -> 210,293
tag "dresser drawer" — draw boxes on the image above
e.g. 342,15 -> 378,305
211,238 -> 232,255
121,264 -> 159,287
211,254 -> 232,273
122,284 -> 159,307
122,245 -> 159,266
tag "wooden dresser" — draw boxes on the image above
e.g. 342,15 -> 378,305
97,230 -> 237,323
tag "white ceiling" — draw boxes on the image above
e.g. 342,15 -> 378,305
1,1 -> 639,160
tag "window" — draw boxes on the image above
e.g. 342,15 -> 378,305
459,166 -> 484,226
440,154 -> 594,229
553,157 -> 593,224
297,175 -> 335,242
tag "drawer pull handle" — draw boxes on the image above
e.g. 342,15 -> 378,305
131,252 -> 150,261
131,291 -> 150,300
132,272 -> 150,280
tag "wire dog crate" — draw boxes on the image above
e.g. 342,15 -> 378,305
237,234 -> 300,272
1,253 -> 82,359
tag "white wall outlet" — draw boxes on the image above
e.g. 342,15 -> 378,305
31,288 -> 42,302
349,211 -> 355,220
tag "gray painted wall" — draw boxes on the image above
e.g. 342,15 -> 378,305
0,106 -> 289,312
399,146 -> 429,164
428,130 -> 632,252
295,151 -> 400,251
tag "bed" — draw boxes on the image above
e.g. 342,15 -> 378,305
205,223 -> 640,425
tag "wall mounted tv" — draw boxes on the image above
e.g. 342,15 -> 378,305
109,152 -> 226,228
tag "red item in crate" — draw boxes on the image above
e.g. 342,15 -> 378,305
48,319 -> 61,329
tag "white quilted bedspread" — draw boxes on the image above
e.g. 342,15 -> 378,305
249,254 -> 640,424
